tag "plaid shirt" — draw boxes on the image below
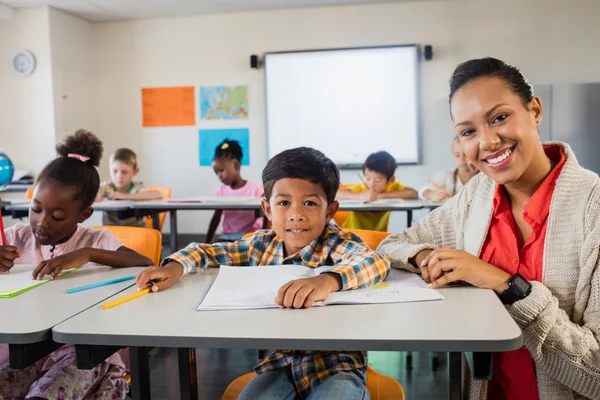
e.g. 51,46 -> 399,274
165,222 -> 390,397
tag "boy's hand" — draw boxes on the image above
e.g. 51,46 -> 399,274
0,245 -> 19,273
275,273 -> 342,309
136,262 -> 184,292
364,190 -> 378,203
33,249 -> 90,280
108,192 -> 130,200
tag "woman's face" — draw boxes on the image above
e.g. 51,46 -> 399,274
450,77 -> 543,185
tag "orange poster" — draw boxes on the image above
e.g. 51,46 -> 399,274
141,86 -> 196,127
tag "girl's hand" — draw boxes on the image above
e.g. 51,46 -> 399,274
429,188 -> 450,202
33,249 -> 90,280
422,248 -> 510,293
0,245 -> 19,273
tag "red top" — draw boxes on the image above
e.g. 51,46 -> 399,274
481,145 -> 566,400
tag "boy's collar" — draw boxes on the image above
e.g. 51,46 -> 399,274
275,223 -> 337,266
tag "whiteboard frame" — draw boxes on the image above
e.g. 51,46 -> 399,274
264,44 -> 422,169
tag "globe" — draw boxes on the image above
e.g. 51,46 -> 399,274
0,153 -> 14,190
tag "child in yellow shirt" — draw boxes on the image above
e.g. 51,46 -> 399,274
337,151 -> 417,231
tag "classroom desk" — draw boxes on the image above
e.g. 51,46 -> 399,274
5,200 -> 134,219
131,198 -> 439,252
53,269 -> 522,400
0,265 -> 145,369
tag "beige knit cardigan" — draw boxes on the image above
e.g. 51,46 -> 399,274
378,143 -> 600,400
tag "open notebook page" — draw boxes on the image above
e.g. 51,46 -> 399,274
198,265 -> 317,310
0,265 -> 52,298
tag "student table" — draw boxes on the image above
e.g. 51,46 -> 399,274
53,269 -> 522,400
0,265 -> 144,369
5,200 -> 134,219
130,199 -> 439,252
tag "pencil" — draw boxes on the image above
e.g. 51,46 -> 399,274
357,173 -> 370,190
66,275 -> 135,294
0,208 -> 5,246
425,177 -> 445,190
102,287 -> 152,310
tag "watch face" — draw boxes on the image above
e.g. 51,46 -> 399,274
511,275 -> 530,294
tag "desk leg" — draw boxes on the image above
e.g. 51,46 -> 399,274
152,213 -> 160,230
170,210 -> 178,252
448,352 -> 462,400
178,348 -> 198,400
130,347 -> 151,400
406,210 -> 413,228
9,340 -> 63,369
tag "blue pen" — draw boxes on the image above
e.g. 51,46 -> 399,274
65,275 -> 136,294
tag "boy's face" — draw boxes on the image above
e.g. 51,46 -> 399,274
364,168 -> 393,194
261,178 -> 338,256
110,160 -> 138,191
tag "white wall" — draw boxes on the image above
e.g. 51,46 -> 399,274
0,7 -> 56,174
87,0 -> 600,234
48,7 -> 93,144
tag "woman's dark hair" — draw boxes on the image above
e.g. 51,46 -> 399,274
263,147 -> 340,205
214,139 -> 243,162
449,57 -> 534,108
37,129 -> 103,209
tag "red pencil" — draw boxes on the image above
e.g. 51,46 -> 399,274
0,208 -> 5,246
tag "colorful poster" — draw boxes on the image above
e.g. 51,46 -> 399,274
141,86 -> 195,127
199,128 -> 250,166
200,85 -> 248,120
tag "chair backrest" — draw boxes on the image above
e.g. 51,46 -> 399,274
346,228 -> 391,250
143,186 -> 172,231
25,187 -> 33,199
93,226 -> 162,265
333,184 -> 354,226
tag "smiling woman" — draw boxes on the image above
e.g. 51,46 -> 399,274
378,58 -> 600,400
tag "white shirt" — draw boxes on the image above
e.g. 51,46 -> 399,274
418,169 -> 465,199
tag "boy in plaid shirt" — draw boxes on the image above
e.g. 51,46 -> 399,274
136,147 -> 390,399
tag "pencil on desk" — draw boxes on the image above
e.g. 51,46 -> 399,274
102,287 -> 152,310
66,275 -> 135,294
357,173 -> 370,190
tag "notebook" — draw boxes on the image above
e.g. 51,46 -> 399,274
0,265 -> 76,298
197,266 -> 444,311
167,196 -> 260,204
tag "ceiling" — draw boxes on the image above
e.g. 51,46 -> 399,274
0,0 -> 419,22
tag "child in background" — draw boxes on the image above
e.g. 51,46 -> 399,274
0,130 -> 153,400
420,136 -> 479,201
136,147 -> 390,400
96,148 -> 163,227
206,139 -> 264,243
337,150 -> 418,231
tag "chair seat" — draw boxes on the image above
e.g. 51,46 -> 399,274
222,366 -> 404,400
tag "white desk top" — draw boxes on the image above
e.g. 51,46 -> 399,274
6,200 -> 133,212
54,269 -> 522,352
0,265 -> 145,343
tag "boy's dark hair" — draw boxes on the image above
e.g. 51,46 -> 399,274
214,139 -> 243,162
262,147 -> 340,204
449,57 -> 534,108
363,151 -> 396,180
37,129 -> 103,209
110,148 -> 138,169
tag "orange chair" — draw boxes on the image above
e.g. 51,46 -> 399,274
25,187 -> 33,199
333,184 -> 354,226
222,366 -> 405,400
93,226 -> 162,265
143,186 -> 171,232
346,228 -> 391,250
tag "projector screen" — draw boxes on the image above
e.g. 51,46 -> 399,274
265,45 -> 420,167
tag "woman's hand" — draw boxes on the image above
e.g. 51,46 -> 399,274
33,249 -> 90,280
422,248 -> 511,293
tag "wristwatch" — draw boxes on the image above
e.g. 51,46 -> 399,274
499,273 -> 532,305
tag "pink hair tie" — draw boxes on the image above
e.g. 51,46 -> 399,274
67,153 -> 90,163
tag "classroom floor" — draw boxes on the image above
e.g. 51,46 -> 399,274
140,349 -> 448,399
